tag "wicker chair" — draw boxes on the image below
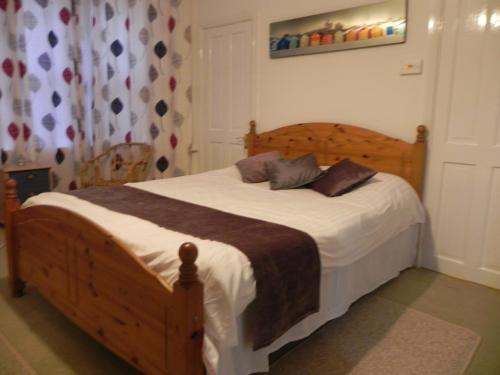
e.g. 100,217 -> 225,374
80,143 -> 153,188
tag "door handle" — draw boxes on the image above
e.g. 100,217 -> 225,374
188,144 -> 199,154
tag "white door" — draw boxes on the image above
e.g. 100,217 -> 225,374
201,21 -> 253,171
424,0 -> 500,289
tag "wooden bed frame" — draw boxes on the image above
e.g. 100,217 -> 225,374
247,122 -> 427,197
4,122 -> 426,375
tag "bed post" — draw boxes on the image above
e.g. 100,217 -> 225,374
4,179 -> 25,298
246,120 -> 257,156
170,242 -> 204,375
412,125 -> 427,198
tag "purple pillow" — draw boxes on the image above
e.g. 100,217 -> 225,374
311,159 -> 377,197
265,153 -> 323,190
236,151 -> 281,183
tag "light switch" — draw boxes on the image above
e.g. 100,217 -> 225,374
400,60 -> 423,75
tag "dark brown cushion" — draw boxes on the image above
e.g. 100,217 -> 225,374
265,154 -> 323,190
236,151 -> 281,183
311,159 -> 377,197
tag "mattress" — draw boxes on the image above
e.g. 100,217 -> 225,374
24,166 -> 425,373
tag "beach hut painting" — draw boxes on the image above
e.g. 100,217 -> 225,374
270,0 -> 407,58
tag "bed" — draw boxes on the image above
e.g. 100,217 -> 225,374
4,122 -> 427,375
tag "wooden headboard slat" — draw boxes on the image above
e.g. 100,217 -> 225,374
246,121 -> 427,197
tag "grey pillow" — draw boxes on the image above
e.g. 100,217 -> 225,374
265,154 -> 323,190
236,151 -> 281,183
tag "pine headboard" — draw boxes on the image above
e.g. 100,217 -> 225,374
245,121 -> 427,197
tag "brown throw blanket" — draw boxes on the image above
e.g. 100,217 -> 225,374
69,186 -> 321,350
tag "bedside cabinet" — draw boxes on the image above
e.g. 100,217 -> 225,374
0,164 -> 51,224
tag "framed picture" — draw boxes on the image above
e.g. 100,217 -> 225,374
270,0 -> 407,59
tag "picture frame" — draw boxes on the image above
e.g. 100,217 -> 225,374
270,0 -> 408,59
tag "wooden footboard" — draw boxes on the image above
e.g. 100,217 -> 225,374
4,179 -> 205,375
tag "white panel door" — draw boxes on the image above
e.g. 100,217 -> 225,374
201,21 -> 253,171
424,0 -> 500,288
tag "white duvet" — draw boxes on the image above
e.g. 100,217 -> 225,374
24,166 -> 425,372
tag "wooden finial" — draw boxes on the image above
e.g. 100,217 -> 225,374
416,125 -> 426,143
246,121 -> 257,153
178,242 -> 199,289
249,120 -> 257,135
6,179 -> 17,200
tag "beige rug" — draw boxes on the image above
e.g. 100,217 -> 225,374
270,296 -> 480,375
0,332 -> 37,375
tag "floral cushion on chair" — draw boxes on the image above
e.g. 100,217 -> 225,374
80,143 -> 153,188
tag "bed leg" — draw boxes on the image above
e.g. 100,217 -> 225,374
4,179 -> 25,298
169,242 -> 204,375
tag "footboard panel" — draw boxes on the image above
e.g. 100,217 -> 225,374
4,179 -> 204,375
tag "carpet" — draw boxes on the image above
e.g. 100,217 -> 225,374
0,332 -> 37,375
270,296 -> 480,375
0,290 -> 484,375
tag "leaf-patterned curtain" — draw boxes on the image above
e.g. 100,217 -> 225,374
0,0 -> 192,191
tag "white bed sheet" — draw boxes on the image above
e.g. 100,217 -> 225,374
23,166 -> 425,373
217,225 -> 419,375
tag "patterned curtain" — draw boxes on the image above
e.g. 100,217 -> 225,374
0,0 -> 192,191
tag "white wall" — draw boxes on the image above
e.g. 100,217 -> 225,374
193,0 -> 440,150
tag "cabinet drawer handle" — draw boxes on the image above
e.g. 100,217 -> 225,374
27,174 -> 34,180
